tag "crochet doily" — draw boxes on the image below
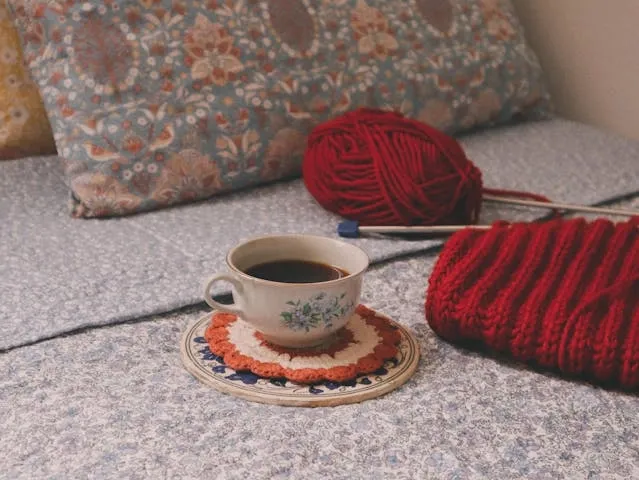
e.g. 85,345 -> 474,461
204,305 -> 401,383
180,305 -> 420,407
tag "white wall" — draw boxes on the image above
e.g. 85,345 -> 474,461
512,0 -> 639,141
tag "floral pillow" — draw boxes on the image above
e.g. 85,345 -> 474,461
8,0 -> 550,217
0,3 -> 55,160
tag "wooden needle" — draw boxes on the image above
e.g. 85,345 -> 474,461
338,221 -> 490,237
483,194 -> 639,217
353,225 -> 491,234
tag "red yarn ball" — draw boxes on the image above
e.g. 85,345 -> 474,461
303,108 -> 484,226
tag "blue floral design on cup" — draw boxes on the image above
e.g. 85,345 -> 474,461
280,292 -> 355,332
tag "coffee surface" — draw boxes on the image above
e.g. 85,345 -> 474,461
244,260 -> 348,283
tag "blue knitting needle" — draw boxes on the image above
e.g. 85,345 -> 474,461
337,220 -> 491,238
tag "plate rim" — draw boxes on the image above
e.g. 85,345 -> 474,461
180,310 -> 420,407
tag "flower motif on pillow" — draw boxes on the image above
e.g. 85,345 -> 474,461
351,0 -> 399,59
184,14 -> 244,86
480,0 -> 517,41
7,0 -> 551,216
152,149 -> 224,205
71,173 -> 143,217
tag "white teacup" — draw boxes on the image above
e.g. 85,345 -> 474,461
203,234 -> 369,348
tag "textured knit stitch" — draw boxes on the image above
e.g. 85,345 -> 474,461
426,217 -> 639,390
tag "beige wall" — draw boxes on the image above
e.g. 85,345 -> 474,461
512,0 -> 639,141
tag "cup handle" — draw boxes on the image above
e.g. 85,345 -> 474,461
203,274 -> 244,316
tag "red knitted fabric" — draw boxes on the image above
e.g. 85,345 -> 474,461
425,217 -> 639,390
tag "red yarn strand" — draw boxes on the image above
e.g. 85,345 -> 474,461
482,187 -> 553,204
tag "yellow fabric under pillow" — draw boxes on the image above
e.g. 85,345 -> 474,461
0,4 -> 55,160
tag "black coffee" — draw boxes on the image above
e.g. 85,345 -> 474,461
244,260 -> 348,283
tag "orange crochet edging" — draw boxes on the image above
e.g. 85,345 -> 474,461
204,305 -> 401,384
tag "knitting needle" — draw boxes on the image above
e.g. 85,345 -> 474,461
337,220 -> 490,238
482,194 -> 639,217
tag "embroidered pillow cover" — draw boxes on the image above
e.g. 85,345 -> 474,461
8,0 -> 550,217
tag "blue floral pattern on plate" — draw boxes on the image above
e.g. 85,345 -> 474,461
194,340 -> 398,395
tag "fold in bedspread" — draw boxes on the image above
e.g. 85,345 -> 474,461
3,255 -> 639,479
2,118 -> 639,350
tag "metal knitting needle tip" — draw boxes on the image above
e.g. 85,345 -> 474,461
483,194 -> 639,217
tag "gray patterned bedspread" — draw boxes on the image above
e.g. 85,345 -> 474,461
1,118 -> 639,479
2,118 -> 639,351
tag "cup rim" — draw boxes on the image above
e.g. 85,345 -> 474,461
225,234 -> 370,287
